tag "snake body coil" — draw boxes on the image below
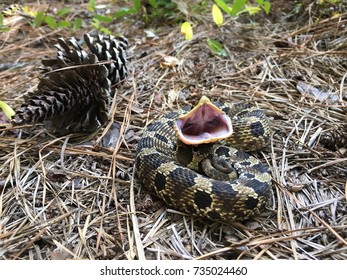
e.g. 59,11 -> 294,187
135,101 -> 272,222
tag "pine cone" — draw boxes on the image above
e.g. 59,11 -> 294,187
320,125 -> 347,151
42,33 -> 128,86
12,33 -> 128,136
84,33 -> 128,86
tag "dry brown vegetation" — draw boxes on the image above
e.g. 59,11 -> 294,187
0,1 -> 346,260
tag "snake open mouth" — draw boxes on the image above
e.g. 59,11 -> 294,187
174,96 -> 233,145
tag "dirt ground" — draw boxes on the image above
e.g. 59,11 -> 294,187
0,1 -> 346,260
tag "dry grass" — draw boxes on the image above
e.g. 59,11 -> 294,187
0,2 -> 346,260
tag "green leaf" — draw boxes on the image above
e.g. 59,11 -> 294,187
0,13 -> 9,32
113,7 -> 134,18
73,17 -> 83,31
94,14 -> 112,23
262,1 -> 271,14
90,18 -> 100,29
99,27 -> 111,35
45,16 -> 58,29
256,0 -> 264,5
0,27 -> 10,32
58,20 -> 71,28
214,0 -> 232,16
212,4 -> 224,27
148,0 -> 158,9
34,11 -> 45,27
207,38 -> 227,57
56,7 -> 71,17
181,21 -> 193,40
0,100 -> 15,119
230,0 -> 247,16
239,6 -> 261,16
133,0 -> 141,12
88,0 -> 96,12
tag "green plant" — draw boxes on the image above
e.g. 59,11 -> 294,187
207,38 -> 228,57
0,100 -> 15,120
32,7 -> 80,30
319,0 -> 343,3
1,1 -> 141,34
141,0 -> 182,24
0,1 -> 179,34
180,0 -> 272,57
112,0 -> 141,18
89,0 -> 141,34
214,0 -> 271,17
0,13 -> 10,32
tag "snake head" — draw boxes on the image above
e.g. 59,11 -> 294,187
174,96 -> 233,145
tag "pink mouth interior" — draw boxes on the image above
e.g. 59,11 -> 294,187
175,103 -> 233,145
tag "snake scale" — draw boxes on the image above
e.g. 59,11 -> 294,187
135,97 -> 272,222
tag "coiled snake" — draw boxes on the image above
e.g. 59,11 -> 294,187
135,96 -> 272,222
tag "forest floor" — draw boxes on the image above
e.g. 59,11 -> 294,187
0,1 -> 346,260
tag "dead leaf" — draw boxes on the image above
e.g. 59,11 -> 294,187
160,55 -> 181,68
100,122 -> 120,148
297,81 -> 338,102
50,247 -> 71,260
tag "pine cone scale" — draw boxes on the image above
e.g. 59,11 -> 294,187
12,33 -> 128,136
